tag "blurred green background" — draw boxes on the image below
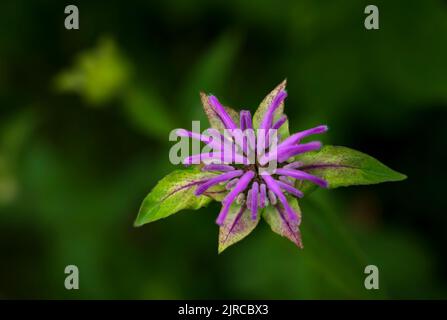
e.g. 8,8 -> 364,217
1,0 -> 446,299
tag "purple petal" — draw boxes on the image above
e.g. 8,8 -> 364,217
256,130 -> 280,164
268,190 -> 277,205
250,182 -> 259,220
283,161 -> 304,169
208,95 -> 238,130
216,170 -> 255,225
241,110 -> 253,130
183,152 -> 248,165
176,128 -> 223,151
240,110 -> 253,131
202,164 -> 235,172
259,141 -> 321,165
276,141 -> 322,162
259,183 -> 267,208
176,129 -> 209,142
278,176 -> 294,186
195,170 -> 243,195
259,90 -> 288,130
223,129 -> 252,164
239,110 -> 255,158
246,190 -> 252,210
272,115 -> 287,130
262,173 -> 298,222
276,180 -> 304,198
240,112 -> 246,130
277,125 -> 328,149
275,168 -> 328,188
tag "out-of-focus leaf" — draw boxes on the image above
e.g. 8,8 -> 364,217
219,204 -> 259,253
0,110 -> 37,204
134,167 -> 217,226
55,37 -> 131,105
123,86 -> 174,139
262,196 -> 302,248
180,32 -> 241,123
296,146 -> 407,194
0,155 -> 17,204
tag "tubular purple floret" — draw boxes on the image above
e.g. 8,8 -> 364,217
276,180 -> 304,198
177,129 -> 228,152
239,110 -> 252,155
208,95 -> 238,130
258,141 -> 320,165
240,112 -> 247,131
262,173 -> 298,222
277,125 -> 328,149
283,161 -> 304,169
278,176 -> 294,186
259,90 -> 288,131
242,110 -> 253,129
202,164 -> 235,172
250,182 -> 259,220
240,110 -> 253,130
216,170 -> 255,225
272,115 -> 287,130
183,152 -> 249,165
246,190 -> 252,210
195,170 -> 243,195
259,183 -> 267,208
176,128 -> 208,141
276,141 -> 322,163
275,168 -> 328,188
268,190 -> 277,205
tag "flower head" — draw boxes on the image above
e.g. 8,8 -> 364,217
179,90 -> 328,230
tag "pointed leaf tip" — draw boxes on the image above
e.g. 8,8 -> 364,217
262,197 -> 303,248
295,145 -> 407,194
199,92 -> 239,131
253,80 -> 290,139
218,204 -> 259,253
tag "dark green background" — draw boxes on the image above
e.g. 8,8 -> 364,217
0,0 -> 446,298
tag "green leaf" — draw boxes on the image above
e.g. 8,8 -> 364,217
295,145 -> 407,194
180,31 -> 241,122
252,80 -> 288,134
218,204 -> 259,253
55,37 -> 131,106
200,92 -> 240,132
134,167 -> 218,227
277,117 -> 290,141
123,86 -> 174,140
263,197 -> 303,248
0,110 -> 38,205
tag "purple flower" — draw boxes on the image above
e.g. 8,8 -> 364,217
176,83 -> 328,246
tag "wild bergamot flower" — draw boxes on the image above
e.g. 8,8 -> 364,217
135,80 -> 406,253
